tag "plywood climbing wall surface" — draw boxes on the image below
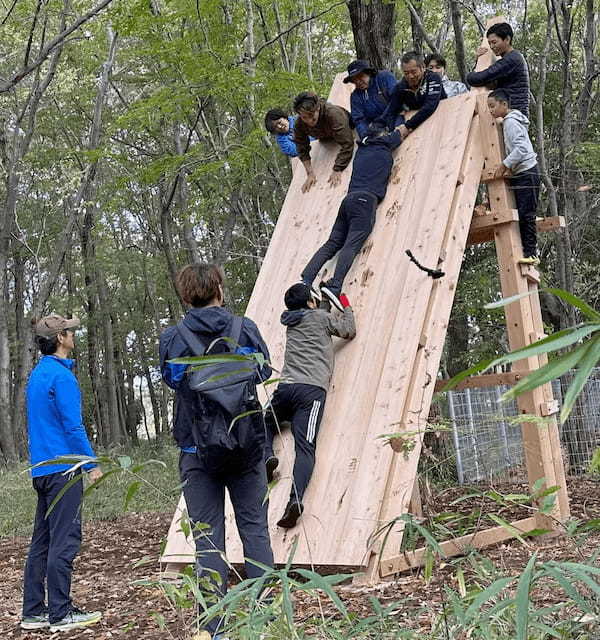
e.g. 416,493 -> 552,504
162,76 -> 483,569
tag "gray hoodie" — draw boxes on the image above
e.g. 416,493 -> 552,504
279,306 -> 356,391
502,110 -> 537,175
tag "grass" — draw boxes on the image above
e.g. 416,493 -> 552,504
0,441 -> 181,538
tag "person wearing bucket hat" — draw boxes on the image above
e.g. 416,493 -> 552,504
344,59 -> 397,139
22,314 -> 103,633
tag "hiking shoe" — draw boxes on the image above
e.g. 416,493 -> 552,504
49,608 -> 101,632
277,501 -> 304,528
265,456 -> 279,483
320,284 -> 343,312
21,613 -> 49,630
519,255 -> 540,266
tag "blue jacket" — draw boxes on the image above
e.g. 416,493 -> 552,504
276,116 -> 300,157
159,306 -> 272,449
349,130 -> 402,201
377,70 -> 446,132
350,70 -> 397,139
466,50 -> 530,117
26,355 -> 96,477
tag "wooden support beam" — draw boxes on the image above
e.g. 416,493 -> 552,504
520,264 -> 540,284
380,517 -> 538,576
467,215 -> 565,246
434,371 -> 524,392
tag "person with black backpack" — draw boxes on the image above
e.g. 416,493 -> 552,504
159,263 -> 273,640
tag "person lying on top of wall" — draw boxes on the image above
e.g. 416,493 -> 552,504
425,53 -> 469,98
292,91 -> 355,194
375,51 -> 446,140
344,59 -> 397,140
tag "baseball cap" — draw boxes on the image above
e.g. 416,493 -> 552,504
343,59 -> 376,83
34,314 -> 80,338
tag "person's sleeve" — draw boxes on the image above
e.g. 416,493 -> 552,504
330,107 -> 355,171
380,71 -> 398,98
502,118 -> 531,170
159,329 -> 188,390
241,318 -> 273,382
327,308 -> 356,339
351,92 -> 368,139
405,73 -> 443,130
276,133 -> 298,158
375,84 -> 403,131
54,375 -> 97,469
293,120 -> 311,162
466,55 -> 515,87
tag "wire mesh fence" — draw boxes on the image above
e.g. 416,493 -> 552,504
433,368 -> 600,484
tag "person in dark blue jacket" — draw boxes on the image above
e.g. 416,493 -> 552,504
22,314 -> 102,633
343,59 -> 397,139
466,22 -> 530,118
376,51 -> 446,140
159,263 -> 273,640
301,123 -> 401,309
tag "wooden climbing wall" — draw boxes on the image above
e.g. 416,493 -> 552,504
162,75 -> 485,570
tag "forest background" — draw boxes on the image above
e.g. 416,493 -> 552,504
0,0 -> 598,460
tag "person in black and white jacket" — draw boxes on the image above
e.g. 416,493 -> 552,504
376,51 -> 447,140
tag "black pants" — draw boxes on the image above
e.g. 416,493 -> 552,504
23,472 -> 83,624
509,166 -> 540,257
264,383 -> 327,503
179,452 -> 273,633
302,190 -> 378,294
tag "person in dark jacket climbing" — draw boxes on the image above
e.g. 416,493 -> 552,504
293,91 -> 355,193
376,51 -> 446,139
264,283 -> 355,528
159,263 -> 273,640
466,22 -> 530,118
300,122 -> 401,309
344,59 -> 397,139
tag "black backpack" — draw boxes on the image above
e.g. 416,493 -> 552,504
177,316 -> 265,473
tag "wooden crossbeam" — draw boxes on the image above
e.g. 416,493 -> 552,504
467,215 -> 565,245
434,371 -> 524,392
378,517 -> 538,576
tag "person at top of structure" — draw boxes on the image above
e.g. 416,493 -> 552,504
375,51 -> 447,140
292,91 -> 355,193
264,283 -> 355,529
264,108 -> 314,158
424,53 -> 469,98
466,22 -> 530,118
301,121 -> 401,310
488,88 -> 540,265
22,314 -> 103,634
343,59 -> 397,139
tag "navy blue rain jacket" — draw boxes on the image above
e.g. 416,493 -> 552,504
159,306 -> 272,449
26,355 -> 97,477
348,130 -> 402,202
466,49 -> 530,118
377,70 -> 446,132
350,71 -> 397,139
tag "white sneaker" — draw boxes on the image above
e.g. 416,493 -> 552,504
49,608 -> 101,632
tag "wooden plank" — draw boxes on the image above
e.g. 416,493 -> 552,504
434,371 -> 524,392
467,215 -> 565,245
379,517 -> 537,576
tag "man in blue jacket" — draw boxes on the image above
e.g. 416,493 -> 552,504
301,123 -> 401,309
344,59 -> 397,139
376,51 -> 446,140
22,315 -> 102,633
466,22 -> 530,118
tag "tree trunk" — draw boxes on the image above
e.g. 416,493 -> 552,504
347,0 -> 396,69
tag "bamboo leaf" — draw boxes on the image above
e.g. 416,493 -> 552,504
515,551 -> 537,640
561,335 -> 600,422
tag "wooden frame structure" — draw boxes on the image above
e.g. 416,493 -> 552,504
161,18 -> 569,582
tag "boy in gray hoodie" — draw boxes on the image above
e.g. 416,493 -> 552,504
264,283 -> 356,528
488,88 -> 540,264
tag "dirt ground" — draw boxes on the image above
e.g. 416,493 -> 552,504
2,477 -> 600,639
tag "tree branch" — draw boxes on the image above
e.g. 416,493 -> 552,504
405,0 -> 439,53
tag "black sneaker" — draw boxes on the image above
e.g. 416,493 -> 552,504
277,501 -> 304,528
320,284 -> 343,312
265,456 -> 279,483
